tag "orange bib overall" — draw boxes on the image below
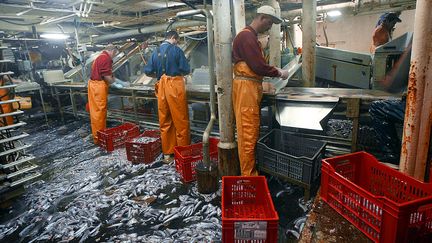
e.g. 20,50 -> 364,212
232,61 -> 263,176
156,74 -> 191,154
87,79 -> 108,143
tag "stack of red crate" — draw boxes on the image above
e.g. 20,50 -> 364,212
222,176 -> 279,242
174,138 -> 219,183
97,123 -> 140,152
321,152 -> 432,242
125,130 -> 161,164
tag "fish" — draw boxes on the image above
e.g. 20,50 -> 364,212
0,119 -> 226,242
286,229 -> 300,239
276,188 -> 293,198
294,216 -> 307,230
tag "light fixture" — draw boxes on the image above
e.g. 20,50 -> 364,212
327,10 -> 342,17
40,33 -> 69,40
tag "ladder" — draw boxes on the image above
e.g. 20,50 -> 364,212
0,43 -> 40,196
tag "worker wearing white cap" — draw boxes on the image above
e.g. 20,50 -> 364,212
232,5 -> 289,176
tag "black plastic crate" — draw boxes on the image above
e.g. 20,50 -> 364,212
257,129 -> 326,198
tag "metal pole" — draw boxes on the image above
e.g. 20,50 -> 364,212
268,0 -> 281,68
400,0 -> 432,180
176,9 -> 215,168
70,88 -> 77,117
301,0 -> 316,87
215,0 -> 239,176
38,88 -> 48,123
232,0 -> 246,35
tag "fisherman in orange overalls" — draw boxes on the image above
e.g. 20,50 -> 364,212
232,5 -> 289,176
87,44 -> 118,144
144,31 -> 191,163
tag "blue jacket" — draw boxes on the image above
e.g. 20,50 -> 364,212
144,41 -> 190,80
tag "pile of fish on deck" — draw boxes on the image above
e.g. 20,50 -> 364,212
0,119 -> 315,242
0,121 -> 221,242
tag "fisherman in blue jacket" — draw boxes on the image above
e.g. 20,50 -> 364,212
144,31 -> 191,163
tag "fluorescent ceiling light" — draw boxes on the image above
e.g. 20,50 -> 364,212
40,33 -> 69,40
327,10 -> 342,17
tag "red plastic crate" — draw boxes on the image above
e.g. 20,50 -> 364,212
222,176 -> 279,242
97,123 -> 140,152
125,130 -> 161,164
173,138 -> 219,183
321,152 -> 432,243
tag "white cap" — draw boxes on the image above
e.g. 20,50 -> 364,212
257,5 -> 283,24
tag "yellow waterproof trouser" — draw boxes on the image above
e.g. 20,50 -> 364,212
232,62 -> 263,176
156,74 -> 191,154
88,79 -> 108,144
0,80 -> 14,126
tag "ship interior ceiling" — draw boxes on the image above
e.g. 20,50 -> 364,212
1,0 -> 431,242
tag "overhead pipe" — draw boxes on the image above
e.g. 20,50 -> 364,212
0,20 -> 82,34
78,3 -> 84,16
15,8 -> 33,16
180,0 -> 197,10
92,20 -> 204,43
84,3 -> 93,18
81,2 -> 87,17
40,14 -> 77,25
176,9 -> 216,168
301,0 -> 316,87
33,2 -> 76,13
0,0 -> 101,15
0,3 -> 75,13
400,0 -> 432,180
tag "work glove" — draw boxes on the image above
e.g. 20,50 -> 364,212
115,78 -> 131,87
277,67 -> 289,80
111,82 -> 123,89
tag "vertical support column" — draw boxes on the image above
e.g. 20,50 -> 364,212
301,0 -> 316,87
70,88 -> 77,117
132,90 -> 138,121
268,0 -> 281,68
400,0 -> 432,180
287,21 -> 296,53
52,87 -> 64,122
346,98 -> 360,152
74,19 -> 86,82
214,0 -> 239,176
231,0 -> 246,35
38,88 -> 48,123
